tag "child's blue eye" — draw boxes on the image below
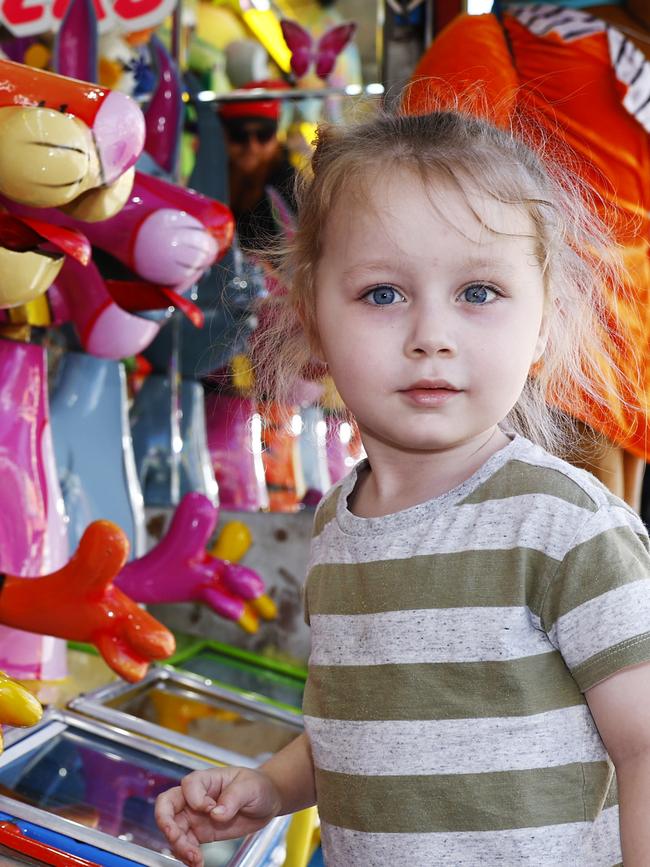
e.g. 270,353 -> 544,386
461,283 -> 497,304
365,285 -> 402,305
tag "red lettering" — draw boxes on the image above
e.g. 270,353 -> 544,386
51,0 -> 105,21
1,0 -> 44,26
112,0 -> 161,20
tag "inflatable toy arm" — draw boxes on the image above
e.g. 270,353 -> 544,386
0,521 -> 175,682
117,492 -> 276,633
5,170 -> 234,294
0,212 -> 91,309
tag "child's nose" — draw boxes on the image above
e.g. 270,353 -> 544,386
405,308 -> 457,358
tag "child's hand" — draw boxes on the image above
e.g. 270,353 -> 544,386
154,767 -> 282,866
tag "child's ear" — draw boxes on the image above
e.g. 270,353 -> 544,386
532,310 -> 550,364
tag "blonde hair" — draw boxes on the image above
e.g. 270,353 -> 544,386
252,107 -> 637,457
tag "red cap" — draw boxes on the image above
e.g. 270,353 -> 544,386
218,80 -> 288,122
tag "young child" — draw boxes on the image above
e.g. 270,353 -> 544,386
155,110 -> 650,865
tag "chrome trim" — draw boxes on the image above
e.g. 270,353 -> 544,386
0,708 -> 291,866
68,665 -> 303,767
228,817 -> 290,867
0,795 -> 179,866
3,708 -> 210,770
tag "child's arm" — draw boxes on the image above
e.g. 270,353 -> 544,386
155,733 -> 316,866
585,662 -> 650,866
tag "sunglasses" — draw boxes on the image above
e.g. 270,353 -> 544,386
226,125 -> 277,145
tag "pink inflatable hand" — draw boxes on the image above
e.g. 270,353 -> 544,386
49,257 -> 161,360
3,172 -> 234,294
116,493 -> 274,633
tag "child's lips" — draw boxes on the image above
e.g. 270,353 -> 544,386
399,381 -> 462,406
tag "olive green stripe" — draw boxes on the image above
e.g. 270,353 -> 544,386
573,632 -> 650,692
604,776 -> 618,810
303,652 -> 584,720
460,461 -> 598,511
316,761 -> 611,832
312,488 -> 340,537
307,547 -> 556,617
542,526 -> 650,628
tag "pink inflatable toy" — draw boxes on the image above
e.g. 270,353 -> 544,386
117,492 -> 273,633
144,37 -> 183,176
205,392 -> 269,512
49,257 -> 161,360
0,340 -> 68,680
4,172 -> 235,294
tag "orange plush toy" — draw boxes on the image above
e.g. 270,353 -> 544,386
407,1 -> 650,507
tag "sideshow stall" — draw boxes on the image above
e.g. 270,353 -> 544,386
0,0 -> 647,863
0,0 -> 386,861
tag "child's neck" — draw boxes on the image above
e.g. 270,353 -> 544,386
349,427 -> 511,518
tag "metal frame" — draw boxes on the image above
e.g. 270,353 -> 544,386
0,708 -> 289,867
68,665 -> 303,768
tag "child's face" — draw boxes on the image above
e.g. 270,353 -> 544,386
313,169 -> 548,458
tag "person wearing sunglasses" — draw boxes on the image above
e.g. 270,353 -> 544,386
218,80 -> 296,253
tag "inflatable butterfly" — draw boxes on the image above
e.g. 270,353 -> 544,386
280,18 -> 357,81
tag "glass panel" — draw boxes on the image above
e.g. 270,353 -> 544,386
0,728 -> 242,863
179,652 -> 304,711
107,683 -> 298,761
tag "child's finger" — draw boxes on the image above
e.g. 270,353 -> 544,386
172,834 -> 204,867
154,786 -> 187,836
210,775 -> 261,821
180,769 -> 223,812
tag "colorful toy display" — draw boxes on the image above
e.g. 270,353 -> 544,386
117,492 -> 276,633
5,169 -> 234,296
0,520 -> 174,683
205,391 -> 269,511
0,339 -> 68,579
130,373 -> 218,507
48,257 -> 162,359
260,401 -> 305,513
0,59 -> 144,215
0,672 -> 43,745
143,35 -> 184,176
50,352 -> 146,559
0,214 -> 90,309
280,18 -> 357,81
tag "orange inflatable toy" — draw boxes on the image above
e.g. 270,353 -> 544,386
0,521 -> 175,683
407,3 -> 650,504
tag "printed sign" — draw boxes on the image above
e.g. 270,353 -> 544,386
1,0 -> 176,36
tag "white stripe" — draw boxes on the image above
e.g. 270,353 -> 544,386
571,501 -> 644,548
305,705 -> 606,775
551,580 -> 650,670
312,495 -> 594,565
309,606 -> 552,666
511,3 -> 603,40
321,807 -> 620,867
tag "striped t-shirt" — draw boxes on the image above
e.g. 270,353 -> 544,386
302,435 -> 650,866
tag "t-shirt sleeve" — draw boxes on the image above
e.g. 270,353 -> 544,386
540,500 -> 650,692
302,484 -> 341,627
